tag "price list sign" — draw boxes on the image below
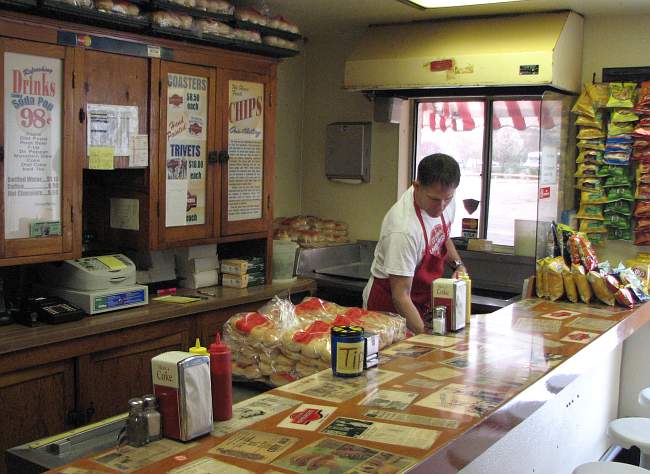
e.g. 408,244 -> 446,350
227,80 -> 264,222
165,72 -> 207,227
3,52 -> 62,239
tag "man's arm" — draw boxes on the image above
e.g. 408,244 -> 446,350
444,238 -> 467,278
389,275 -> 425,334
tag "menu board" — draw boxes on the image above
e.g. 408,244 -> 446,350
3,52 -> 62,239
227,80 -> 264,222
165,73 -> 207,227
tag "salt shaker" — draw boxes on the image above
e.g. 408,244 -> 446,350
432,306 -> 447,335
126,398 -> 148,447
142,394 -> 162,442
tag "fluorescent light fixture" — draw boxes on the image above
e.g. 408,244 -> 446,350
401,0 -> 522,8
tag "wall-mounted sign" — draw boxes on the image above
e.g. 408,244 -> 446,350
227,80 -> 264,222
3,52 -> 62,239
165,73 -> 207,227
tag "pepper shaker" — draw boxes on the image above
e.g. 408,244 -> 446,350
126,398 -> 148,447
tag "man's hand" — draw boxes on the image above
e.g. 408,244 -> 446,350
451,265 -> 467,279
389,275 -> 425,334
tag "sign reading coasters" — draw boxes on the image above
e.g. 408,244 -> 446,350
331,325 -> 364,377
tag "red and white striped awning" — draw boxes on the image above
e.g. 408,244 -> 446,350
421,100 -> 556,132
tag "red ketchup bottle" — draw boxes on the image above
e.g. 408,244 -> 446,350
208,332 -> 233,421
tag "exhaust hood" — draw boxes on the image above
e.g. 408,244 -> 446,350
344,11 -> 583,93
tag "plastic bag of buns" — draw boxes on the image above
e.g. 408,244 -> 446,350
223,295 -> 406,387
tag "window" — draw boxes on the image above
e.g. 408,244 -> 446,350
414,97 -> 548,247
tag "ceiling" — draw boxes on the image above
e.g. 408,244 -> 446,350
239,0 -> 650,39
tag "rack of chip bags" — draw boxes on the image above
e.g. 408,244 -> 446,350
536,224 -> 650,308
573,82 -> 638,244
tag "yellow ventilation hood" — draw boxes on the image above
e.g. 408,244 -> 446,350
344,11 -> 583,93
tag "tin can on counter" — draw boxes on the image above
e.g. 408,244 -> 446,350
331,325 -> 364,377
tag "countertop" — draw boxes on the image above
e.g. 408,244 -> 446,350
49,297 -> 650,474
0,278 -> 316,356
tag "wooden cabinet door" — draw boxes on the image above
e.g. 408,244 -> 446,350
219,69 -> 274,236
0,361 -> 74,474
76,321 -> 190,422
0,39 -> 78,264
77,49 -> 158,251
157,61 -> 219,247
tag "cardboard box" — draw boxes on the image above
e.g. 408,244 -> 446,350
222,273 -> 249,289
432,278 -> 467,332
175,244 -> 217,260
176,255 -> 219,276
220,259 -> 248,275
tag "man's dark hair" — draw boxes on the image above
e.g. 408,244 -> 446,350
417,153 -> 460,188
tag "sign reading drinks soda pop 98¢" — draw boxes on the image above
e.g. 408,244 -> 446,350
3,52 -> 62,239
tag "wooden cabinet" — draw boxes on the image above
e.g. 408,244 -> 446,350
0,12 -> 278,264
76,319 -> 191,422
79,49 -> 159,251
0,361 -> 74,474
0,38 -> 80,265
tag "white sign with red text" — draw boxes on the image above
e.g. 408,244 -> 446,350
3,52 -> 62,239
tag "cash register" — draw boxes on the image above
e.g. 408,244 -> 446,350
40,254 -> 148,315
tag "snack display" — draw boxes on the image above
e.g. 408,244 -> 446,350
274,215 -> 350,246
223,296 -> 407,387
537,225 -> 649,307
572,81 -> 639,244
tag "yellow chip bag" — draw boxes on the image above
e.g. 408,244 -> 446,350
587,271 -> 616,305
586,83 -> 610,109
572,263 -> 592,304
546,257 -> 566,301
562,266 -> 578,303
579,219 -> 607,234
535,258 -> 545,298
577,127 -> 606,140
571,88 -> 596,118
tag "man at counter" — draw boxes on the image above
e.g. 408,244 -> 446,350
363,153 -> 466,334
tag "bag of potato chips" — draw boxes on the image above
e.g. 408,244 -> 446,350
587,271 -> 616,305
572,263 -> 592,304
545,257 -> 566,301
562,266 -> 578,303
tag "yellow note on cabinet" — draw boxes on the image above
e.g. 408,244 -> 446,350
97,255 -> 127,270
89,146 -> 114,170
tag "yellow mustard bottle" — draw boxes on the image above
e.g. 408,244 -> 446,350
459,272 -> 472,325
189,338 -> 208,356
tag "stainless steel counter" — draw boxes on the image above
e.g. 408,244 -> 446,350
296,241 -> 534,313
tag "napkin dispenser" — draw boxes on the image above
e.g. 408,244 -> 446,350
151,351 -> 212,441
432,278 -> 467,332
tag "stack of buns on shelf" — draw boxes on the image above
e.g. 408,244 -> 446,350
273,215 -> 349,247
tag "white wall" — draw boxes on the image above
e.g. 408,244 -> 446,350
274,54 -> 307,218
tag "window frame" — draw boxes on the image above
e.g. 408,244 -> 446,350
411,94 -> 543,242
